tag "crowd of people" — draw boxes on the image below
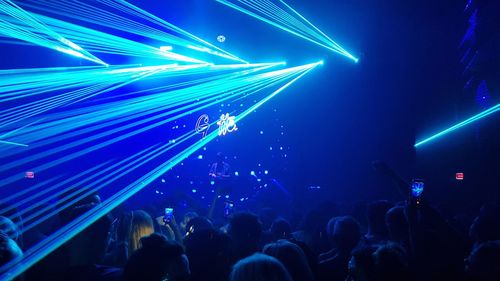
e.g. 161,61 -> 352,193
1,192 -> 500,281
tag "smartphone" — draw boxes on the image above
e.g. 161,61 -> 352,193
224,201 -> 234,218
164,208 -> 174,223
410,179 -> 425,204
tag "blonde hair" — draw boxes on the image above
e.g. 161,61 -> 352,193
128,210 -> 154,253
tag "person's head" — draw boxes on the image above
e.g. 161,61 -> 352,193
228,212 -> 262,259
263,240 -> 314,281
124,233 -> 189,281
184,229 -> 233,281
185,216 -> 213,236
465,240 -> 500,281
385,206 -> 408,243
230,253 -> 292,281
347,246 -> 378,281
65,204 -> 112,265
366,201 -> 393,238
0,216 -> 20,243
180,212 -> 199,233
469,205 -> 500,246
129,210 -> 154,252
327,216 -> 361,252
372,243 -> 410,281
0,231 -> 22,267
270,218 -> 292,241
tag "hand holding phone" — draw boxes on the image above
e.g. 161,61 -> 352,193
164,208 -> 174,224
410,180 -> 424,205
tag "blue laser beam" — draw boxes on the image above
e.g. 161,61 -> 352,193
0,0 -> 106,65
0,139 -> 28,147
415,103 -> 500,147
215,0 -> 358,62
17,0 -> 248,64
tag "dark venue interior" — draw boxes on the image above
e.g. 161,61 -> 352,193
1,0 -> 500,280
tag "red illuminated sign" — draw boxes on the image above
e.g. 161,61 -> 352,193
455,172 -> 464,181
25,171 -> 35,179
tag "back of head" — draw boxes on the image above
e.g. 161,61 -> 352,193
263,240 -> 314,281
129,210 -> 154,252
230,253 -> 292,281
228,213 -> 262,259
366,201 -> 393,237
270,219 -> 292,241
65,204 -> 112,265
385,207 -> 408,243
466,240 -> 500,281
184,229 -> 232,281
180,212 -> 199,233
185,216 -> 213,236
124,233 -> 187,281
0,216 -> 20,243
348,246 -> 378,281
470,205 -> 500,244
0,231 -> 22,267
330,216 -> 361,251
373,243 -> 410,281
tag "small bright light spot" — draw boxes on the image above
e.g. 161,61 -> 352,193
257,178 -> 261,182
264,170 -> 269,175
235,171 -> 239,176
260,130 -> 264,134
250,171 -> 256,176
217,35 -> 226,43
161,178 -> 166,183
160,46 -> 173,51
192,189 -> 197,193
210,181 -> 215,185
240,198 -> 245,202
225,195 -> 230,199
155,190 -> 159,194
197,154 -> 203,160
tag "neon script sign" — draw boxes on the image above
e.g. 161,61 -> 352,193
194,113 -> 238,137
